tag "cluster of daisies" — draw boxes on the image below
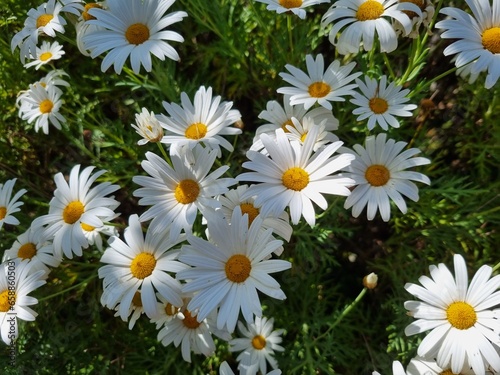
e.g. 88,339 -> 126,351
5,0 -> 500,373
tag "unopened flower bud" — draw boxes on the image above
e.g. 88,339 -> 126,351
363,272 -> 378,289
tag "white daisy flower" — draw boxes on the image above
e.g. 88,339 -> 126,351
150,292 -> 180,329
342,133 -> 430,222
59,0 -> 85,17
158,86 -> 242,156
254,0 -> 330,19
3,226 -> 61,278
20,83 -> 66,134
112,290 -> 146,330
373,361 -> 407,375
406,356 -> 481,375
32,164 -> 120,259
133,145 -> 235,241
99,214 -> 187,320
37,69 -> 70,92
321,0 -> 421,54
81,221 -> 117,251
251,94 -> 338,153
0,260 -> 46,345
219,360 -> 283,375
0,178 -> 27,231
131,107 -> 164,145
11,0 -> 67,64
24,40 -> 65,70
435,0 -> 500,89
350,75 -> 417,131
157,295 -> 231,363
277,54 -> 361,110
75,2 -> 107,57
81,0 -> 188,74
237,126 -> 355,227
229,316 -> 285,375
404,254 -> 500,375
283,117 -> 339,151
393,0 -> 435,38
177,208 -> 291,333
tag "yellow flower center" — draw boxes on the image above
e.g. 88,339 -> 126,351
225,254 -> 252,283
36,14 -> 53,28
39,99 -> 54,114
369,97 -> 389,114
439,370 -> 456,375
39,52 -> 53,62
63,201 -> 84,224
132,291 -> 142,307
182,310 -> 201,329
185,122 -> 208,140
130,252 -> 157,279
282,167 -> 309,191
446,301 -> 477,330
82,3 -> 102,21
399,0 -> 426,17
279,0 -> 303,8
164,303 -> 178,316
0,290 -> 16,312
0,207 -> 6,220
125,23 -> 150,45
240,203 -> 260,226
308,82 -> 331,98
174,179 -> 200,204
300,132 -> 308,142
18,243 -> 37,260
281,119 -> 295,132
81,223 -> 95,232
251,335 -> 267,350
356,0 -> 385,21
482,27 -> 500,54
365,165 -> 390,186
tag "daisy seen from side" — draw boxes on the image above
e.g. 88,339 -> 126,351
350,75 -> 417,131
404,254 -> 500,375
341,133 -> 430,222
321,0 -> 421,54
177,208 -> 291,333
278,54 -> 361,110
131,107 -> 164,145
0,178 -> 27,231
238,126 -> 355,227
254,0 -> 330,19
99,214 -> 188,320
158,86 -> 242,157
133,145 -> 235,241
31,164 -> 120,259
24,40 -> 65,70
82,0 -> 188,74
435,0 -> 500,89
229,316 -> 285,375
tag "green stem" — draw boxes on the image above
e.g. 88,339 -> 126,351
38,273 -> 97,302
156,142 -> 172,166
382,52 -> 396,80
287,15 -> 294,57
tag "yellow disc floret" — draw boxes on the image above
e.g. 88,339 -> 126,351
365,165 -> 390,186
281,119 -> 295,132
369,97 -> 389,114
308,82 -> 331,98
18,243 -> 37,260
39,99 -> 54,114
240,203 -> 260,226
182,310 -> 201,329
175,179 -> 200,204
40,52 -> 53,62
36,14 -> 53,28
185,122 -> 208,140
0,207 -> 6,220
130,252 -> 157,279
0,290 -> 15,312
125,23 -> 150,45
82,3 -> 102,21
282,167 -> 309,191
81,223 -> 95,232
251,335 -> 267,350
482,27 -> 500,54
225,254 -> 252,283
279,0 -> 303,8
446,301 -> 477,330
356,0 -> 385,21
132,291 -> 143,307
63,201 -> 84,224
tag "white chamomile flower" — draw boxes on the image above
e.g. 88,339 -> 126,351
0,178 -> 27,231
99,214 -> 187,320
131,107 -> 164,145
283,117 -> 339,151
133,145 -> 235,241
82,0 -> 188,74
342,133 -> 430,221
3,226 -> 61,278
0,260 -> 45,345
350,75 -> 417,131
254,0 -> 330,19
373,361 -> 407,375
393,0 -> 435,38
251,94 -> 338,153
238,126 -> 355,227
32,164 -> 120,259
11,0 -> 67,64
321,0 -> 421,54
406,356 -> 480,375
81,221 -> 117,251
112,290 -> 146,330
230,316 -> 284,375
158,86 -> 242,156
24,40 -> 65,70
20,83 -> 65,134
177,208 -> 291,333
76,2 -> 107,56
435,0 -> 500,89
277,54 -> 361,110
150,292 -> 180,329
404,254 -> 500,375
